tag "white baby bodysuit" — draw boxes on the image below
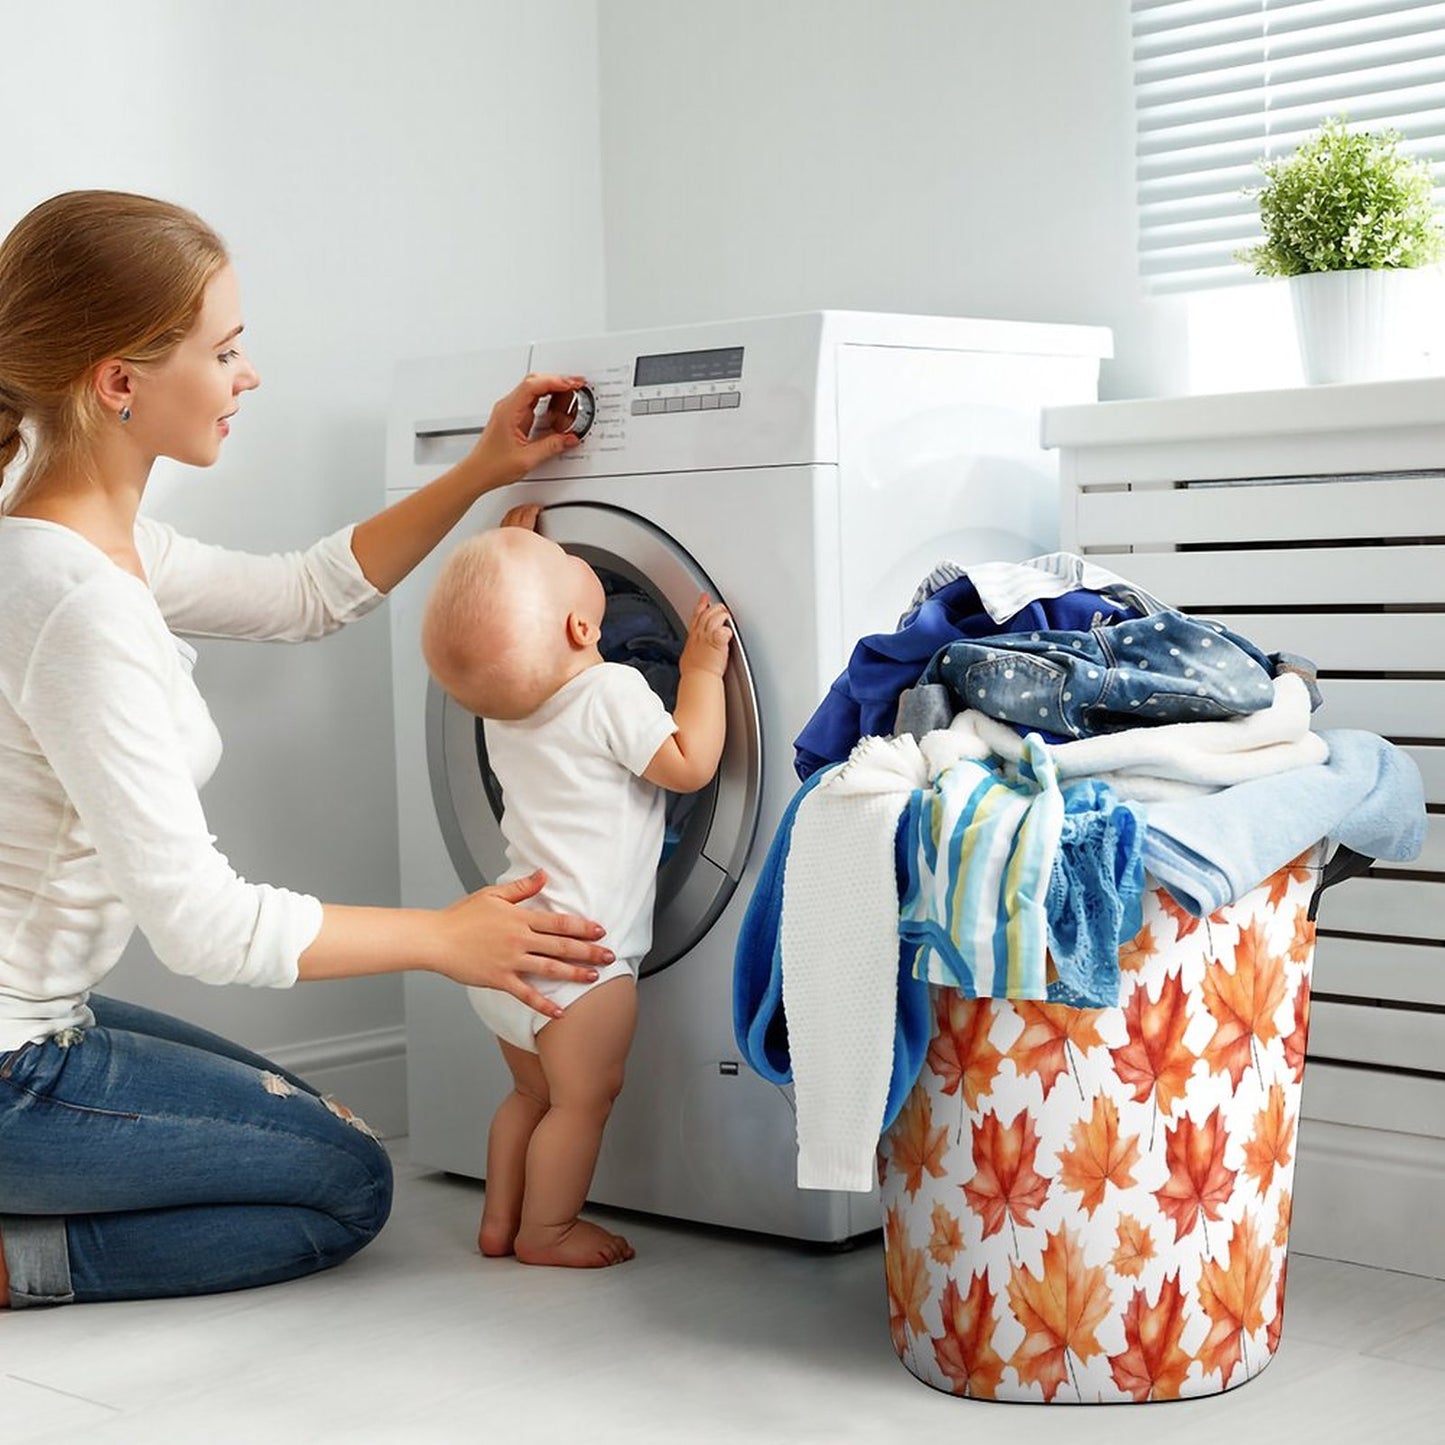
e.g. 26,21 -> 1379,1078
467,662 -> 677,1051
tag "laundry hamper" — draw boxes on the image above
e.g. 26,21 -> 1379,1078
877,852 -> 1326,1404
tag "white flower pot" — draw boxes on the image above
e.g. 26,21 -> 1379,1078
1288,268 -> 1415,385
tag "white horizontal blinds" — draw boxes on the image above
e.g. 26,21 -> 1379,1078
1133,0 -> 1445,292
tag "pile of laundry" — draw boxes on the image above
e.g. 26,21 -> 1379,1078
732,553 -> 1425,1192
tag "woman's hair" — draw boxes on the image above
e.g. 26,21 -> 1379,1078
0,190 -> 229,512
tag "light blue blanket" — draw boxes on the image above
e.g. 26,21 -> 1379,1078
1142,729 -> 1425,915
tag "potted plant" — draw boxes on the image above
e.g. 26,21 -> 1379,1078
1239,118 -> 1444,384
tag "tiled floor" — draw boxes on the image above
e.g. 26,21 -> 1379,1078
3,1140 -> 1442,1444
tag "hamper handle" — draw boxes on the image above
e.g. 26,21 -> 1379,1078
1307,844 -> 1375,922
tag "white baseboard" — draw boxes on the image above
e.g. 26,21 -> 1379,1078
267,1026 -> 409,1140
1290,1118 -> 1445,1280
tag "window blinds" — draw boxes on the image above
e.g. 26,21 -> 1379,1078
1133,0 -> 1445,292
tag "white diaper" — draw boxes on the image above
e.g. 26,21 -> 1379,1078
467,958 -> 639,1053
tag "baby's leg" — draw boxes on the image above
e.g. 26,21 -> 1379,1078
479,1040 -> 550,1257
515,976 -> 638,1268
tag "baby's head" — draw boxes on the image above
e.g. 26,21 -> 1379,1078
422,526 -> 606,720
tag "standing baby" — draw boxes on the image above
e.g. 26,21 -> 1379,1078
421,506 -> 731,1267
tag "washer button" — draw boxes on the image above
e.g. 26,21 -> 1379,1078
700,394 -> 720,410
719,391 -> 741,409
683,395 -> 701,411
664,397 -> 684,413
631,399 -> 646,415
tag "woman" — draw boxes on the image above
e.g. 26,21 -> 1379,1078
0,190 -> 611,1307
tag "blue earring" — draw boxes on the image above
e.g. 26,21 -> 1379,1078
118,406 -> 132,423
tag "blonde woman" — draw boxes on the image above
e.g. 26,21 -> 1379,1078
0,190 -> 610,1308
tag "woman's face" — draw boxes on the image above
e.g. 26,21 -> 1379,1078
132,264 -> 260,467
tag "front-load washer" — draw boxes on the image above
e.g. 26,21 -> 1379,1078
387,311 -> 1111,1243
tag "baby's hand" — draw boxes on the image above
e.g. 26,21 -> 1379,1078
679,594 -> 732,678
499,503 -> 542,531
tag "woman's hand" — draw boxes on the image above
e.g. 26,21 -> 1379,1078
464,373 -> 588,493
432,870 -> 612,1016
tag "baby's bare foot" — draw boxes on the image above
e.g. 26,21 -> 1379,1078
476,1202 -> 523,1260
478,1209 -> 518,1258
514,1218 -> 635,1269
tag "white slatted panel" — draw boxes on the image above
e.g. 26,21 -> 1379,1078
1317,877 -> 1445,939
1060,446 -> 1444,1117
1308,999 -> 1445,1072
1313,935 -> 1445,1006
1086,543 -> 1445,607
1077,471 -> 1445,546
1301,1061 -> 1445,1136
1405,746 -> 1445,804
1205,611 -> 1445,672
1133,0 -> 1445,292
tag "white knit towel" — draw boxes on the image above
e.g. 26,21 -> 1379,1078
780,728 -> 988,1192
966,672 -> 1326,789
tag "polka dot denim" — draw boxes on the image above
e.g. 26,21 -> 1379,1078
926,610 -> 1278,740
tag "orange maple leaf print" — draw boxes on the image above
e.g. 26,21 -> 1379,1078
1112,1213 -> 1157,1280
1242,1082 -> 1296,1192
927,1201 -> 964,1267
1057,1094 -> 1143,1218
1006,1223 -> 1114,1402
1154,887 -> 1204,941
1282,980 -> 1310,1084
889,1090 -> 949,1199
1266,1259 -> 1289,1355
1201,917 -> 1288,1088
1265,851 -> 1314,908
927,993 -> 1003,1112
1006,1001 -> 1107,1100
884,1204 -> 930,1357
1287,904 -> 1316,965
931,1272 -> 1006,1399
1118,921 -> 1159,976
1197,1213 -> 1272,1385
1153,1106 -> 1238,1245
1109,971 -> 1197,1125
1274,1189 -> 1293,1250
962,1107 -> 1051,1250
1108,1273 -> 1194,1401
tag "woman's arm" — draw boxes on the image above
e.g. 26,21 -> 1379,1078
350,372 -> 584,594
299,871 -> 611,1019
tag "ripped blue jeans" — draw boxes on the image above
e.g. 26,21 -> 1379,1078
0,996 -> 392,1307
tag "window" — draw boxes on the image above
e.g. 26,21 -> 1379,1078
1133,0 -> 1445,292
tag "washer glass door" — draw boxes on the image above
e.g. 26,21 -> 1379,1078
426,503 -> 762,975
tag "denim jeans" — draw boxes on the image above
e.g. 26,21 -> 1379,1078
922,610 -> 1278,740
0,996 -> 392,1307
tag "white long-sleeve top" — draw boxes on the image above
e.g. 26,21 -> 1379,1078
0,514 -> 384,1052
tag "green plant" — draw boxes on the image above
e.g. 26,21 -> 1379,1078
1238,118 -> 1444,276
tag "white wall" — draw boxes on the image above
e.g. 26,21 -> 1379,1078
1,0 -> 605,1099
597,0 -> 1188,401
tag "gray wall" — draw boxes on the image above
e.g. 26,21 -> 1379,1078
596,0 -> 1189,400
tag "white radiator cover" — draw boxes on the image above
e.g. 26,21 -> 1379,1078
1045,377 -> 1445,1280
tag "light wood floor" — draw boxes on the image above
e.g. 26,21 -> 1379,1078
3,1139 -> 1443,1444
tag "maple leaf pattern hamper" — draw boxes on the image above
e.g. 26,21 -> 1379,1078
878,855 -> 1319,1403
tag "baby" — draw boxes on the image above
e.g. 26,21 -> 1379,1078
421,512 -> 731,1268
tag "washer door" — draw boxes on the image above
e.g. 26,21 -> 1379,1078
426,502 -> 763,976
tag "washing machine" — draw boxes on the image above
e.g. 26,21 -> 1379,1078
387,311 -> 1110,1243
